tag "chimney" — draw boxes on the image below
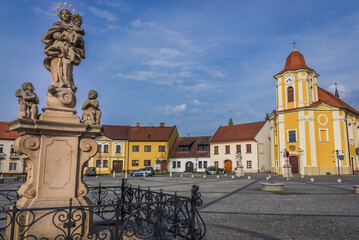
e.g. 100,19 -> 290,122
229,118 -> 233,126
265,113 -> 269,120
160,122 -> 165,127
186,134 -> 190,137
136,122 -> 140,127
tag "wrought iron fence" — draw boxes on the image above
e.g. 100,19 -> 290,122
0,179 -> 206,239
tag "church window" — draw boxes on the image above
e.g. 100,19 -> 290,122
288,130 -> 296,143
287,87 -> 294,102
348,122 -> 354,144
319,129 -> 329,142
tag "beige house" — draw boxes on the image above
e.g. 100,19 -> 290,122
0,122 -> 24,174
210,119 -> 271,173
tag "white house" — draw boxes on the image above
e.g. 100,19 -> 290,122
169,136 -> 211,173
210,119 -> 271,173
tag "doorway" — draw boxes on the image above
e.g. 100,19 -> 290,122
185,161 -> 194,172
113,161 -> 123,173
289,156 -> 299,173
224,160 -> 232,172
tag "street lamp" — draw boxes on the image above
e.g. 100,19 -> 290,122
331,150 -> 344,176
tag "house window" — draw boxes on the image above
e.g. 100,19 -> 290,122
198,145 -> 209,151
199,161 -> 202,169
246,161 -> 252,169
103,144 -> 109,153
179,145 -> 190,152
214,146 -> 219,155
288,130 -> 296,143
132,160 -> 139,166
287,86 -> 294,102
214,161 -> 219,168
204,161 -> 208,168
0,144 -> 3,153
9,163 -> 17,171
96,159 -> 101,167
319,129 -> 329,142
172,161 -> 176,169
10,145 -> 15,153
144,160 -> 151,166
246,144 -> 251,153
177,161 -> 181,168
144,145 -> 151,152
225,145 -> 230,154
259,143 -> 264,154
103,160 -> 108,168
159,146 -> 166,152
132,145 -> 139,152
97,144 -> 101,153
236,145 -> 241,153
116,145 -> 121,153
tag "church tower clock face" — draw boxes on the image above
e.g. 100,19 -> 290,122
285,75 -> 294,84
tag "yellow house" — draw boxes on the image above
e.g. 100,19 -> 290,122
269,49 -> 359,175
86,125 -> 129,174
126,123 -> 178,172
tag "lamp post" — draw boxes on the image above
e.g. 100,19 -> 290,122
331,150 -> 344,176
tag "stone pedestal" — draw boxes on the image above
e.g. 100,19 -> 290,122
282,164 -> 293,178
235,166 -> 244,177
7,115 -> 101,239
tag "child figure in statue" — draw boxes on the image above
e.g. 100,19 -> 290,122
82,90 -> 101,125
69,14 -> 85,50
15,82 -> 39,120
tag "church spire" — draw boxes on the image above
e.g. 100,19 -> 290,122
334,82 -> 339,98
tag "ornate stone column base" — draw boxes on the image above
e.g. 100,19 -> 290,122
7,118 -> 101,239
235,166 -> 244,177
282,165 -> 293,178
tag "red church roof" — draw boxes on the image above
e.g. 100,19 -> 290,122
275,49 -> 315,76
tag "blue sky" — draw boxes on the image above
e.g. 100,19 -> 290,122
1,0 -> 358,136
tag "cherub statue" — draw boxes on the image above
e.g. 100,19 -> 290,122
82,90 -> 101,125
15,82 -> 39,120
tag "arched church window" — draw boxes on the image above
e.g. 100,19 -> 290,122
287,87 -> 294,102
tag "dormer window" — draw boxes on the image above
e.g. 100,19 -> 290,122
179,145 -> 190,152
198,145 -> 209,151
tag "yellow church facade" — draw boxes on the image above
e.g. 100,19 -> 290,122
269,49 -> 359,175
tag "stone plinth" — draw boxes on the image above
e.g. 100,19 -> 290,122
261,182 -> 284,191
7,117 -> 102,239
282,165 -> 293,178
235,166 -> 244,177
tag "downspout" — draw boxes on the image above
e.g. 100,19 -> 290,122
345,112 -> 353,174
255,139 -> 259,173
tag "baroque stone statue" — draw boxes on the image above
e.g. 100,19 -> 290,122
42,9 -> 85,108
82,90 -> 102,125
15,82 -> 39,120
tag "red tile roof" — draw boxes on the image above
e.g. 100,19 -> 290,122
170,136 -> 211,158
0,122 -> 19,140
275,49 -> 315,76
129,126 -> 177,141
103,125 -> 129,140
210,121 -> 266,143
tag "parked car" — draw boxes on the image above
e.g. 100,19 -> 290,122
205,166 -> 218,175
85,167 -> 97,176
131,167 -> 155,177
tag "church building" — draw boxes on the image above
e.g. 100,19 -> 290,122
269,49 -> 359,175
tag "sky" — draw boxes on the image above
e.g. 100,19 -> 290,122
0,0 -> 358,136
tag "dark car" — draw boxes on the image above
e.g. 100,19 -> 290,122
85,167 -> 97,176
205,166 -> 218,175
131,167 -> 155,177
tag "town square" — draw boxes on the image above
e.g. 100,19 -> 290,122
0,0 -> 358,239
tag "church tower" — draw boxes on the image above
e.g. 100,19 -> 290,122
270,49 -> 359,175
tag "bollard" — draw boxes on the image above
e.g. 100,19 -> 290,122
354,185 -> 359,194
125,172 -> 128,179
301,175 -> 304,179
310,178 -> 314,182
337,179 -> 342,183
191,175 -> 194,178
143,171 -> 146,177
268,175 -> 271,178
203,175 -> 206,178
113,171 -> 116,178
96,175 -> 99,178
170,171 -> 172,177
231,176 -> 234,179
225,174 -> 227,177
248,176 -> 251,180
216,175 -> 219,179
180,175 -> 183,178
266,177 -> 269,180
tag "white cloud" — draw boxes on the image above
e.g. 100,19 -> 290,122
179,81 -> 219,92
159,104 -> 187,115
89,6 -> 117,22
191,100 -> 201,105
117,71 -> 183,85
97,0 -> 130,11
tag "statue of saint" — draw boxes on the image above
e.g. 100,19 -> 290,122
42,9 -> 85,94
15,82 -> 39,120
82,90 -> 102,125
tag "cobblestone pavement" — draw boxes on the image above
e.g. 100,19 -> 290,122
2,173 -> 359,239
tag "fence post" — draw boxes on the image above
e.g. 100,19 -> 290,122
115,200 -> 120,240
120,179 -> 126,221
9,202 -> 17,240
